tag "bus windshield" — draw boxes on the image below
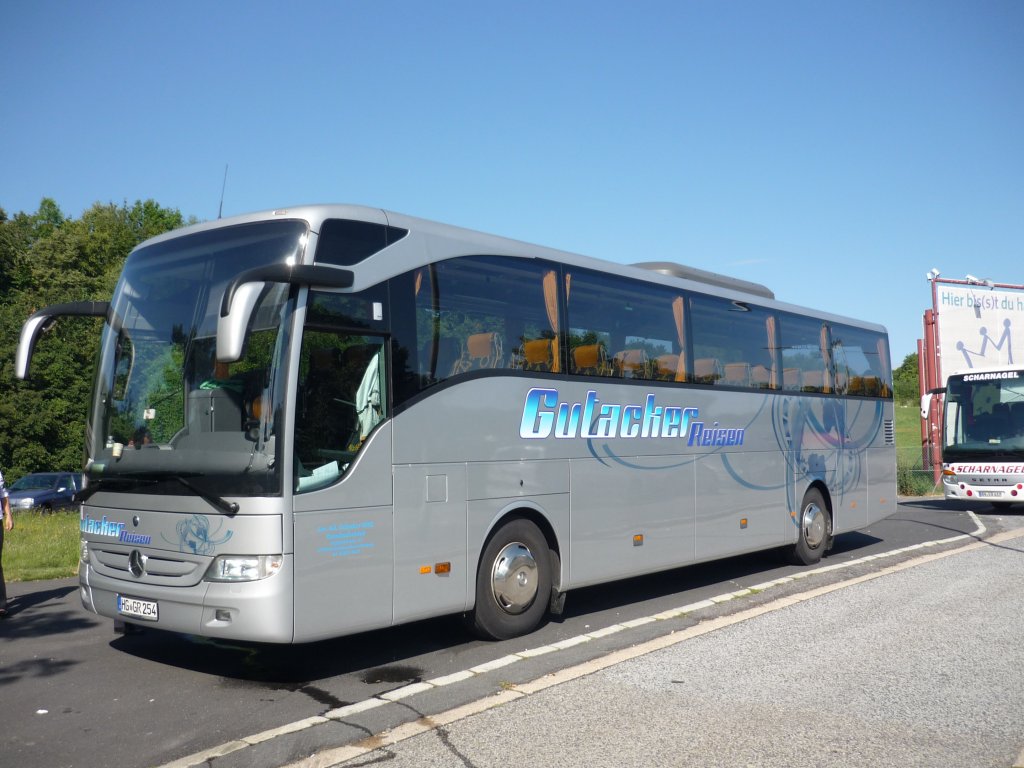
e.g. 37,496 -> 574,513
943,370 -> 1024,460
87,220 -> 307,498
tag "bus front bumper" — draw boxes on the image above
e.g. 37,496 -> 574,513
942,472 -> 1024,504
79,557 -> 295,643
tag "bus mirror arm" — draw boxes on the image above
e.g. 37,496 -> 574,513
16,301 -> 110,379
920,387 -> 946,419
217,264 -> 354,363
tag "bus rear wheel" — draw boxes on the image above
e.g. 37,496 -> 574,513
467,518 -> 551,640
786,488 -> 832,565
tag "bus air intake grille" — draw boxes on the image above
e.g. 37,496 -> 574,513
90,546 -> 209,587
884,419 -> 895,445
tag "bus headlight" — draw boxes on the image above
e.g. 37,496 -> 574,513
205,555 -> 283,582
80,541 -> 90,564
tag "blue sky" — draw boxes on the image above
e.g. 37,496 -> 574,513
2,1 -> 1021,364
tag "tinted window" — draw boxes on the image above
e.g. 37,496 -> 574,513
689,295 -> 778,389
832,324 -> 892,397
294,287 -> 391,491
565,269 -> 686,381
304,284 -> 388,332
779,314 -> 829,392
389,255 -> 560,403
315,219 -> 408,266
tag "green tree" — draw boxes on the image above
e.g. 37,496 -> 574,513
0,199 -> 193,481
893,352 -> 920,406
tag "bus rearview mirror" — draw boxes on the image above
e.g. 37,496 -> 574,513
216,263 -> 354,363
16,301 -> 110,379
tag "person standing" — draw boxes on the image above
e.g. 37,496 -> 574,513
0,468 -> 12,617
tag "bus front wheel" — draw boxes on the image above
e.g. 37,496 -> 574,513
467,518 -> 551,640
786,488 -> 832,565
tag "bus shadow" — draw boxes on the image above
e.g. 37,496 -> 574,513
110,613 -> 472,689
560,531 -> 882,621
563,551 -> 780,620
109,530 -> 885,687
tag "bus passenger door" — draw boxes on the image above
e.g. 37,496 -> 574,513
291,332 -> 395,641
292,427 -> 395,640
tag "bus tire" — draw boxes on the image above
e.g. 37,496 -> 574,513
786,488 -> 831,565
467,518 -> 551,640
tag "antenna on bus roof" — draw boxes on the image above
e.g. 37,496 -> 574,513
217,164 -> 229,219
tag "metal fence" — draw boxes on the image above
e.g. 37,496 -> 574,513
896,445 -> 942,497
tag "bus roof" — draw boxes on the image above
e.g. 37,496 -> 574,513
137,203 -> 885,335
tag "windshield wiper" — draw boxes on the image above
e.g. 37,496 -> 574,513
175,475 -> 240,515
76,473 -> 239,515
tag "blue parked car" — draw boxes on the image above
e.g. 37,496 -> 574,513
6,472 -> 82,512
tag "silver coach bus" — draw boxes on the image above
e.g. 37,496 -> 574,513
16,204 -> 896,642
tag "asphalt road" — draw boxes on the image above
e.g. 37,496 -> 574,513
340,525 -> 1024,768
0,498 -> 1019,768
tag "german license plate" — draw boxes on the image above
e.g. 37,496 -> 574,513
116,595 -> 158,621
977,490 -> 1002,498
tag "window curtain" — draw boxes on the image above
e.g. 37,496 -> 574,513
672,296 -> 688,381
819,324 -> 833,393
542,270 -> 561,373
765,315 -> 778,389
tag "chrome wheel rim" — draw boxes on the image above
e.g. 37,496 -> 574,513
802,502 -> 827,549
490,541 -> 538,615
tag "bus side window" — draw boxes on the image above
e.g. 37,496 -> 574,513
831,324 -> 892,399
294,334 -> 388,492
779,314 -> 827,394
564,268 -> 679,382
689,294 -> 776,390
402,256 -> 557,393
